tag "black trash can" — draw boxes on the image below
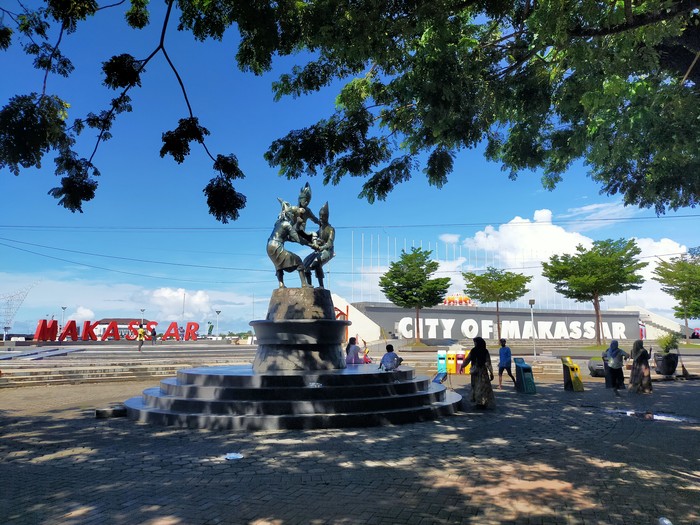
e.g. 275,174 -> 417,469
602,356 -> 612,388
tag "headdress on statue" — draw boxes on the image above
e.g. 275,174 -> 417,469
277,197 -> 293,220
298,182 -> 312,206
319,201 -> 329,221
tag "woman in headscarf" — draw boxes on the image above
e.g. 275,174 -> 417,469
460,336 -> 495,408
628,339 -> 652,394
605,340 -> 629,395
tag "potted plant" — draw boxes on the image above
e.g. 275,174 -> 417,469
654,333 -> 680,376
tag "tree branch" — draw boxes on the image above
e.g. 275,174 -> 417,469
41,23 -> 65,97
569,0 -> 700,38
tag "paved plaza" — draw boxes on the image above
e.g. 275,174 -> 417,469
1,374 -> 699,525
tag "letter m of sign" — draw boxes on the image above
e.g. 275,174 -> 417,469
34,319 -> 58,341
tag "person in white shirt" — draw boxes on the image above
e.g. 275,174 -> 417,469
379,344 -> 403,371
345,337 -> 363,364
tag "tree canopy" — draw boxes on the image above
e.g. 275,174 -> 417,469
378,247 -> 450,342
653,251 -> 700,339
541,238 -> 647,344
2,0 -> 700,220
462,267 -> 532,339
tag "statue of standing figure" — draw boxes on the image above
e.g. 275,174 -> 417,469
267,198 -> 310,288
267,183 -> 335,289
287,182 -> 319,245
303,202 -> 335,288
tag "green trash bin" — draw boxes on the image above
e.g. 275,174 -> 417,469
514,357 -> 536,394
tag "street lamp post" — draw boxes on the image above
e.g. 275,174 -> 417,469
215,310 -> 221,338
60,306 -> 67,345
140,308 -> 145,325
529,299 -> 536,358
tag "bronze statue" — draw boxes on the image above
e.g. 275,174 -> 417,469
267,199 -> 310,288
303,201 -> 335,288
288,182 -> 319,243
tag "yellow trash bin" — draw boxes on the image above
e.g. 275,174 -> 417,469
446,351 -> 457,374
561,356 -> 584,392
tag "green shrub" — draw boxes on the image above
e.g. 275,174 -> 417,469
657,332 -> 680,353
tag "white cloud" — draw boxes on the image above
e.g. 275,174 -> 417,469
71,306 -> 95,323
6,276 -> 255,334
611,237 -> 687,316
463,208 -> 591,269
4,207 -> 692,335
359,209 -> 689,325
439,233 -> 460,244
560,202 -> 640,232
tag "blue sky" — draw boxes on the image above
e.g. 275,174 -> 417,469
1,2 -> 698,335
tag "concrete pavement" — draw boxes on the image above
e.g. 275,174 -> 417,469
1,373 -> 699,525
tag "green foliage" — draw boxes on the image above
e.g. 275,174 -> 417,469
203,175 -> 247,223
0,26 -> 12,49
3,0 -> 700,220
379,247 -> 450,311
102,54 -> 144,89
26,42 -> 73,76
653,252 -> 700,322
48,148 -> 99,212
46,0 -> 98,33
125,0 -> 150,29
379,247 -> 450,341
657,332 -> 680,353
0,94 -> 72,174
542,239 -> 647,302
462,266 -> 532,338
264,0 -> 700,211
160,117 -> 210,164
462,267 -> 532,306
542,238 -> 647,343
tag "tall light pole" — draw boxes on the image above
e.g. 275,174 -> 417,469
140,308 -> 145,325
60,306 -> 67,344
529,299 -> 536,358
215,310 -> 221,338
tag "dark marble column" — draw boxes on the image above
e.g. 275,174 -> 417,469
251,288 -> 350,372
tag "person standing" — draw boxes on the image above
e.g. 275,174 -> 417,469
150,327 -> 157,345
628,339 -> 653,394
303,202 -> 335,288
136,324 -> 146,352
460,336 -> 495,408
345,337 -> 363,364
605,340 -> 629,395
497,338 -> 516,389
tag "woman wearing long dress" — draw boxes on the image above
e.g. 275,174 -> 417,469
628,339 -> 653,394
461,336 -> 496,409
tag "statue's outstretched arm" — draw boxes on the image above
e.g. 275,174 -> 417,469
306,208 -> 320,225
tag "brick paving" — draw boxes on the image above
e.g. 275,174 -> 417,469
1,373 -> 699,525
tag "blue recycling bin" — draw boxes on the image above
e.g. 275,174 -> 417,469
436,350 -> 447,373
514,357 -> 536,394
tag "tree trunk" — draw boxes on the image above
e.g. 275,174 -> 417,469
415,307 -> 421,343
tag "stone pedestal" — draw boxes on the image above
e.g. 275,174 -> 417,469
250,288 -> 350,372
